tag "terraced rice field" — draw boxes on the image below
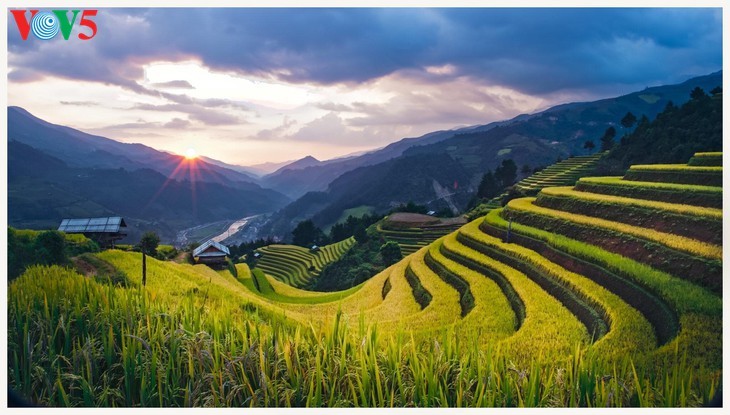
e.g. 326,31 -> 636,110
377,214 -> 467,255
514,153 -> 604,195
254,237 -> 355,287
7,152 -> 722,407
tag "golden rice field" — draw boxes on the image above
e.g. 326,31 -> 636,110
7,152 -> 722,407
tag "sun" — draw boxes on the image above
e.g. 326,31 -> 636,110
185,148 -> 198,160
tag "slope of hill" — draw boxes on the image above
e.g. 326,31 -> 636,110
8,106 -> 260,186
598,87 -> 722,173
8,152 -> 722,407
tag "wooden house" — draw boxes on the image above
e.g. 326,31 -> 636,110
58,216 -> 127,247
193,239 -> 230,265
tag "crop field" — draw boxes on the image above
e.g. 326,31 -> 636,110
514,153 -> 604,195
377,214 -> 466,255
7,152 -> 722,407
254,237 -> 355,287
688,152 -> 722,166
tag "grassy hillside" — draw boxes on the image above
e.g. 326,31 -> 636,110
8,151 -> 722,407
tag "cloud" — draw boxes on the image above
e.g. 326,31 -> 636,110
150,80 -> 195,89
255,116 -> 297,140
7,8 -> 722,96
131,102 -> 244,126
163,117 -> 192,128
60,100 -> 101,107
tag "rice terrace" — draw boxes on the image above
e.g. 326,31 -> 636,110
4,7 -> 724,410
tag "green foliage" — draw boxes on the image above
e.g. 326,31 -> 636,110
329,213 -> 382,243
8,264 -> 719,407
380,241 -> 403,266
598,85 -> 721,174
620,112 -> 637,130
155,245 -> 178,261
600,126 -> 616,152
137,231 -> 160,255
477,170 -> 501,199
313,229 -> 387,291
8,227 -> 99,280
76,253 -> 131,287
292,219 -> 327,247
390,201 -> 428,215
494,159 -> 518,188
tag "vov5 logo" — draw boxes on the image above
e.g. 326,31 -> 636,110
10,10 -> 98,40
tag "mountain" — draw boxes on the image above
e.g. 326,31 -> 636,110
257,71 -> 722,240
8,141 -> 290,243
241,159 -> 298,176
198,156 -> 263,178
260,128 -> 482,199
269,155 -> 323,175
8,107 -> 260,186
7,108 -> 292,242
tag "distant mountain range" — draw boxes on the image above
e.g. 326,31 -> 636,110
256,71 -> 722,240
7,108 -> 290,242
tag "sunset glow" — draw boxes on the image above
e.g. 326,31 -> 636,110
185,148 -> 198,160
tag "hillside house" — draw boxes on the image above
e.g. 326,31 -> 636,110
58,216 -> 127,248
193,239 -> 230,265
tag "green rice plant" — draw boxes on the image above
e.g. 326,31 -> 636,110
623,165 -> 722,186
574,176 -> 722,208
538,186 -> 722,220
483,209 -> 722,372
627,164 -> 722,172
457,219 -> 657,363
688,152 -> 722,167
535,186 -> 721,244
256,238 -> 355,287
506,198 -> 721,260
10,264 -> 719,407
438,234 -> 588,362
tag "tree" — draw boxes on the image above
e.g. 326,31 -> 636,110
379,241 -> 402,266
583,140 -> 595,153
710,86 -> 722,96
353,226 -> 368,243
494,159 -> 518,188
620,112 -> 637,131
477,170 -> 500,199
138,231 -> 160,256
600,126 -> 616,152
35,231 -> 67,266
292,219 -> 326,247
690,86 -> 707,100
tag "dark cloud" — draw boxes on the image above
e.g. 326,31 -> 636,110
8,8 -> 721,96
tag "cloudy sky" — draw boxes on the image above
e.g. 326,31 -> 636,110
7,8 -> 722,166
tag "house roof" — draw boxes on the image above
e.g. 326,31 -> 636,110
193,239 -> 230,257
58,217 -> 127,233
